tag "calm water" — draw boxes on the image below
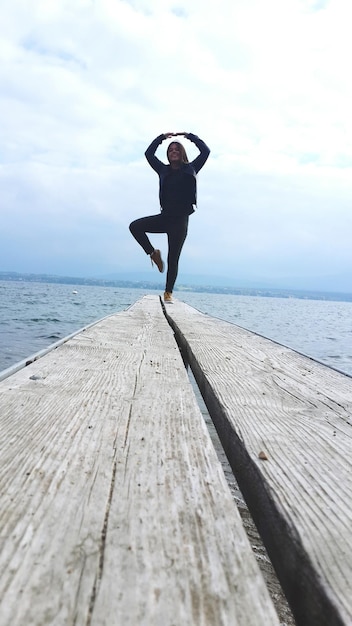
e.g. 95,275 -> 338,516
0,280 -> 351,377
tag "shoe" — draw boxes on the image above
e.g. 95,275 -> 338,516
150,249 -> 164,273
164,291 -> 173,303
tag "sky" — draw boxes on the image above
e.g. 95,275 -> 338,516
1,0 -> 352,292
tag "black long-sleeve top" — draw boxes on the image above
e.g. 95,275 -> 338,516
145,133 -> 210,216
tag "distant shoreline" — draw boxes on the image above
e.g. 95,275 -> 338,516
1,271 -> 351,303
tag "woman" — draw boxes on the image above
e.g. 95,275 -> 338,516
129,131 -> 210,303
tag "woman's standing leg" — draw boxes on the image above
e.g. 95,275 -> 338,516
165,216 -> 189,294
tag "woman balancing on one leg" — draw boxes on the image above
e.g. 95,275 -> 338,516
129,132 -> 210,303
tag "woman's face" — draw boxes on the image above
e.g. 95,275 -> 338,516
167,142 -> 182,165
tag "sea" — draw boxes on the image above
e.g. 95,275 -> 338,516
0,279 -> 351,378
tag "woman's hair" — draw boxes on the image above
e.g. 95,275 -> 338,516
167,141 -> 189,164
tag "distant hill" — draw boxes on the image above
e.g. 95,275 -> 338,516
98,270 -> 352,294
1,270 -> 351,302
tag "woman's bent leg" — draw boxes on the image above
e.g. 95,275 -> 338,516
166,216 -> 189,293
129,214 -> 167,255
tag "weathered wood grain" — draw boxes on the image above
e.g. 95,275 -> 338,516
163,298 -> 352,626
0,296 -> 279,625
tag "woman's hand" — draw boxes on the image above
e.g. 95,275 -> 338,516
163,132 -> 189,138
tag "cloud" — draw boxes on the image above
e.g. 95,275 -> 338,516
0,0 -> 352,291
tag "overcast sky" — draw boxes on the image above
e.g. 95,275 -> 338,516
1,0 -> 351,291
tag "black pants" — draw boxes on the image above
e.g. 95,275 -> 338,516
129,213 -> 189,293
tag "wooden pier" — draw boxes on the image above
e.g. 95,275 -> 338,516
0,295 -> 352,625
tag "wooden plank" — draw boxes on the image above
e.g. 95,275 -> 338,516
163,298 -> 352,626
0,296 -> 279,626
